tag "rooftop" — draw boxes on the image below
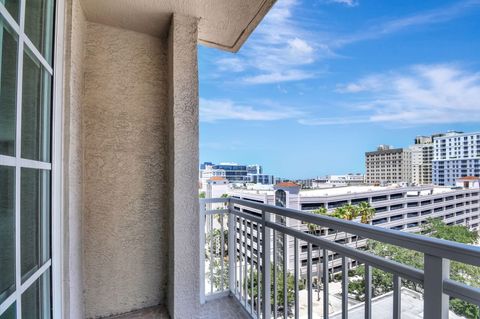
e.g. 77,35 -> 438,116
330,288 -> 462,319
275,181 -> 301,188
209,176 -> 227,181
458,176 -> 480,181
231,185 -> 464,198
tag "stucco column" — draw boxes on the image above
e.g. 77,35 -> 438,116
167,14 -> 200,318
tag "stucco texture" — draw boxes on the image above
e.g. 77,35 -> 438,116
83,23 -> 169,318
167,14 -> 201,319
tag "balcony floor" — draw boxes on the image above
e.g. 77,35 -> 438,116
109,296 -> 250,319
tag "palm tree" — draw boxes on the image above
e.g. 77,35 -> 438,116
355,202 -> 376,248
331,204 -> 358,242
343,204 -> 359,221
358,202 -> 375,224
310,207 -> 328,301
306,207 -> 328,234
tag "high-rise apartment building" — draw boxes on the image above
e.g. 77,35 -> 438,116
365,145 -> 412,185
410,136 -> 434,185
433,131 -> 480,185
247,164 -> 262,175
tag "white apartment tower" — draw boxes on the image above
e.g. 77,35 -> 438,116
365,145 -> 412,185
433,131 -> 480,186
410,136 -> 434,185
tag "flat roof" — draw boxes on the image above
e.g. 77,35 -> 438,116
330,288 -> 462,319
299,185 -> 454,197
231,185 -> 461,199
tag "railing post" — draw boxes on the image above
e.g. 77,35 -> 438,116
200,200 -> 206,304
393,274 -> 401,319
364,265 -> 371,319
341,256 -> 348,319
424,254 -> 450,319
228,199 -> 235,295
262,210 -> 272,319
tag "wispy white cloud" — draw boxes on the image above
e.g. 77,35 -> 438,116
328,0 -> 358,7
299,116 -> 368,125
243,70 -> 315,84
333,0 -> 480,46
200,98 -> 305,122
335,75 -> 384,93
212,0 -> 480,85
301,64 -> 480,125
216,58 -> 245,72
214,0 -> 321,84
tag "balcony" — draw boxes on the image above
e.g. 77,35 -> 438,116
201,198 -> 480,318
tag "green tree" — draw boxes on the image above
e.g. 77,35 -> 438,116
206,228 -> 229,292
199,191 -> 206,198
246,265 -> 305,317
306,207 -> 328,234
207,258 -> 229,291
348,220 -> 480,319
422,217 -> 479,244
357,202 -> 375,224
342,204 -> 359,221
206,228 -> 228,258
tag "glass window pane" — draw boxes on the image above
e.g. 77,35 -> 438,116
21,168 -> 50,282
24,0 -> 54,63
1,0 -> 20,22
0,302 -> 16,319
0,166 -> 15,304
0,16 -> 18,157
21,270 -> 51,319
21,50 -> 52,162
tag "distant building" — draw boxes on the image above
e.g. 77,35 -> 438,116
299,174 -> 364,189
206,176 -> 229,199
365,146 -> 412,185
326,174 -> 365,186
200,161 -> 214,170
247,164 -> 262,175
410,136 -> 434,185
456,176 -> 480,189
211,163 -> 249,183
249,173 -> 275,185
433,131 -> 480,186
199,165 -> 226,191
230,183 -> 480,276
200,162 -> 275,186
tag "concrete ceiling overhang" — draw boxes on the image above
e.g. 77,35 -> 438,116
80,0 -> 276,52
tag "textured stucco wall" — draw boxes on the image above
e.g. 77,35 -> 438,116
167,14 -> 201,318
83,23 -> 169,318
62,0 -> 86,318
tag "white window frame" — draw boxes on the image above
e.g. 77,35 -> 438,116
51,0 -> 65,318
0,0 -> 64,317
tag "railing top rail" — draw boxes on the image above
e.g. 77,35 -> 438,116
200,198 -> 230,204
227,197 -> 480,267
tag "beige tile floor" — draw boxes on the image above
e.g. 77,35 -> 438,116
108,296 -> 251,319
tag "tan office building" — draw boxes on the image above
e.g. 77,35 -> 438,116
365,145 -> 412,185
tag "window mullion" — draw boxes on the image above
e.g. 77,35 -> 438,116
15,0 -> 26,317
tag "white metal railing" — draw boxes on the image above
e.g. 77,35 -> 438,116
200,197 -> 480,319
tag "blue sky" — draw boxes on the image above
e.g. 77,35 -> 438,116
199,0 -> 480,179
